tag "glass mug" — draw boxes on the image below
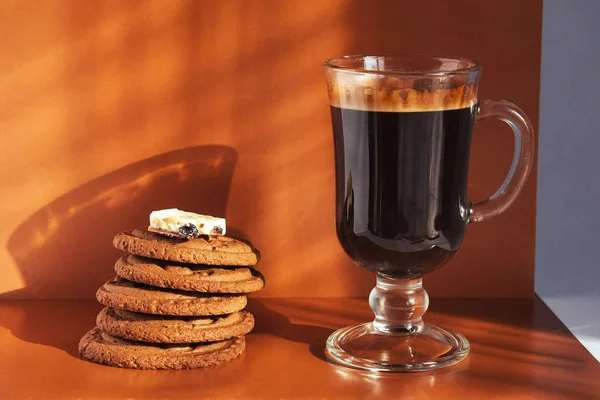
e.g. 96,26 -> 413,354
323,55 -> 534,372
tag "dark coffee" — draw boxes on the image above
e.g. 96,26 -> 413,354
331,105 -> 476,277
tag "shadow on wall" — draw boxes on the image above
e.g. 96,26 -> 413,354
4,145 -> 237,299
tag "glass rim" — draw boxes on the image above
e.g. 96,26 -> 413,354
323,54 -> 482,76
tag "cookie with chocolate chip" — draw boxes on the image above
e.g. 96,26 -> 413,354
114,254 -> 264,293
96,307 -> 254,343
113,227 -> 259,266
96,277 -> 247,316
78,327 -> 245,369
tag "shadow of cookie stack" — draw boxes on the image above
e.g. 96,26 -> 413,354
78,227 -> 263,369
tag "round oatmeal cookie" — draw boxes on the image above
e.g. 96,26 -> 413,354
114,254 -> 264,293
78,327 -> 245,369
96,277 -> 247,316
113,227 -> 259,266
96,307 -> 255,343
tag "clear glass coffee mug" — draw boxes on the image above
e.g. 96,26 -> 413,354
323,55 -> 535,372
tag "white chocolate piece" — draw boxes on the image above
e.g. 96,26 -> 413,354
149,209 -> 226,237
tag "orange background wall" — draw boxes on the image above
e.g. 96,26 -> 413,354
0,0 -> 541,299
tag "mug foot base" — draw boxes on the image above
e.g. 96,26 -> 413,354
325,322 -> 469,372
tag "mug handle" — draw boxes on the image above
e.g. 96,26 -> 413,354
468,100 -> 535,223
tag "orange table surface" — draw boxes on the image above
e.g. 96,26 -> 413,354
0,297 -> 598,400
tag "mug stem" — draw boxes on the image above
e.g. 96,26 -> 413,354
325,274 -> 469,372
369,275 -> 429,333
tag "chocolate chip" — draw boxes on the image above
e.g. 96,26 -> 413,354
178,224 -> 199,238
212,226 -> 223,235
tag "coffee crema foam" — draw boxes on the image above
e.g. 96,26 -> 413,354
328,82 -> 477,112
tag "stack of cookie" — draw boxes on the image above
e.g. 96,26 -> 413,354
78,227 -> 263,369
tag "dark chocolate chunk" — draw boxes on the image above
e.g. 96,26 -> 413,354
178,224 -> 199,238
